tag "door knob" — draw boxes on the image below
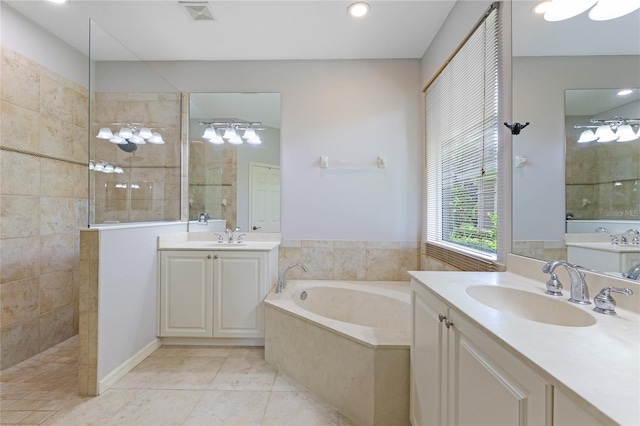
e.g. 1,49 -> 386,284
252,226 -> 261,230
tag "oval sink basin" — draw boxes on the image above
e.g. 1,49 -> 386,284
465,285 -> 596,327
201,243 -> 247,247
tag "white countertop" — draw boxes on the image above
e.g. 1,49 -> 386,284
409,270 -> 640,426
157,232 -> 281,251
158,240 -> 280,251
566,241 -> 640,253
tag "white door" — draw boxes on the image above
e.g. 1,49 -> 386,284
249,163 -> 280,232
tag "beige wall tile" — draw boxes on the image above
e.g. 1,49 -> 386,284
40,234 -> 74,274
40,197 -> 75,235
0,317 -> 40,370
73,126 -> 89,164
40,158 -> 74,198
1,100 -> 41,151
1,151 -> 41,196
0,236 -> 40,283
333,249 -> 366,280
1,56 -> 40,112
0,277 -> 40,327
74,92 -> 88,129
1,195 -> 40,238
40,75 -> 74,124
39,270 -> 74,313
39,303 -> 76,352
40,114 -> 74,159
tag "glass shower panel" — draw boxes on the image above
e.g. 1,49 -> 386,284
88,20 -> 181,225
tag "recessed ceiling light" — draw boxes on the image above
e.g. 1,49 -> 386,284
532,1 -> 552,14
348,2 -> 370,18
617,89 -> 633,96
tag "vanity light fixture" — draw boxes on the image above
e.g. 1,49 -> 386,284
533,0 -> 639,21
199,120 -> 264,145
347,2 -> 370,17
574,116 -> 640,143
96,123 -> 165,148
89,161 -> 124,174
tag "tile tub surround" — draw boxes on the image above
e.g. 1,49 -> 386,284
1,46 -> 86,370
279,239 -> 419,281
264,280 -> 411,426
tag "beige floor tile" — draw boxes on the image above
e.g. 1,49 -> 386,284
43,389 -> 142,425
112,356 -> 224,390
208,357 -> 277,391
15,410 -> 55,425
108,389 -> 202,425
183,390 -> 270,426
229,346 -> 265,358
339,412 -> 358,426
261,391 -> 340,426
0,410 -> 31,424
151,345 -> 234,358
0,399 -> 32,410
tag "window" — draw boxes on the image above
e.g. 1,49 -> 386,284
423,3 -> 503,266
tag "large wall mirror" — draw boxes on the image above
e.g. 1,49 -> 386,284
188,93 -> 281,232
512,1 -> 640,276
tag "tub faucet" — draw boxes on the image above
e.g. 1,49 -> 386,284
623,263 -> 640,281
621,229 -> 640,245
542,260 -> 590,305
276,263 -> 308,293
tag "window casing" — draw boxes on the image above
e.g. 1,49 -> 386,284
423,3 -> 503,265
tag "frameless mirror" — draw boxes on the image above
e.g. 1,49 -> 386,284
188,93 -> 281,232
511,1 -> 640,276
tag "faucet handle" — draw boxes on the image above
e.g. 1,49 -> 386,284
236,233 -> 246,243
610,235 -> 620,245
593,287 -> 633,315
214,233 -> 224,243
545,272 -> 563,296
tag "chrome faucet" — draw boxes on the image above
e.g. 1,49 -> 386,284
225,228 -> 234,243
594,226 -> 609,234
275,263 -> 308,293
623,263 -> 640,281
593,287 -> 633,315
542,260 -> 590,305
621,229 -> 640,245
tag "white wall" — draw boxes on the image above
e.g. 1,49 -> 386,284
97,222 -> 187,380
512,55 -> 640,241
0,2 -> 89,87
97,59 -> 422,242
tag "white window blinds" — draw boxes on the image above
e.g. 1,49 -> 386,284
424,3 -> 503,264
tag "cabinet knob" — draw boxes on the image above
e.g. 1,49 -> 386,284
207,255 -> 212,259
445,320 -> 454,329
213,255 -> 218,259
438,314 -> 446,323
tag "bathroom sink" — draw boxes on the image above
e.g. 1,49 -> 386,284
465,285 -> 596,327
200,242 -> 247,247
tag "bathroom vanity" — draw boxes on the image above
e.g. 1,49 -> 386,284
157,233 -> 279,343
409,259 -> 640,426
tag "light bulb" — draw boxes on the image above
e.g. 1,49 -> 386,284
203,127 -> 217,139
348,2 -> 370,17
130,134 -> 146,144
148,132 -> 164,144
544,0 -> 597,21
208,134 -> 224,144
114,166 -> 124,174
109,136 -> 126,144
223,126 -> 237,139
616,124 -> 639,142
228,136 -> 243,145
242,128 -> 257,139
104,164 -> 115,173
97,128 -> 114,139
118,127 -> 133,139
577,129 -> 598,143
594,125 -> 618,143
94,162 -> 105,172
246,136 -> 262,145
139,127 -> 153,139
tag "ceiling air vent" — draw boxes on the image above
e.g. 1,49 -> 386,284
179,2 -> 215,21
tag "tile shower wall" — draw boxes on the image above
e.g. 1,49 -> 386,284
1,46 -> 85,369
91,92 -> 181,224
279,240 -> 420,281
188,141 -> 237,227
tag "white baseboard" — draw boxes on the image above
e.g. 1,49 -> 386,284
98,338 -> 162,394
159,337 -> 265,346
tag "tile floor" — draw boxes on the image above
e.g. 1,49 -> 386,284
0,336 -> 356,425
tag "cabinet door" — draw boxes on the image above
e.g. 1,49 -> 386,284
410,280 -> 449,426
159,251 -> 213,337
447,311 -> 550,426
554,388 -> 606,426
213,251 -> 266,338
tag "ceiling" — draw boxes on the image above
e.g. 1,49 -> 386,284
4,0 -> 457,61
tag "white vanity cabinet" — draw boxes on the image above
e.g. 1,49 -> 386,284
158,246 -> 278,340
411,280 -> 550,426
159,250 -> 213,337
